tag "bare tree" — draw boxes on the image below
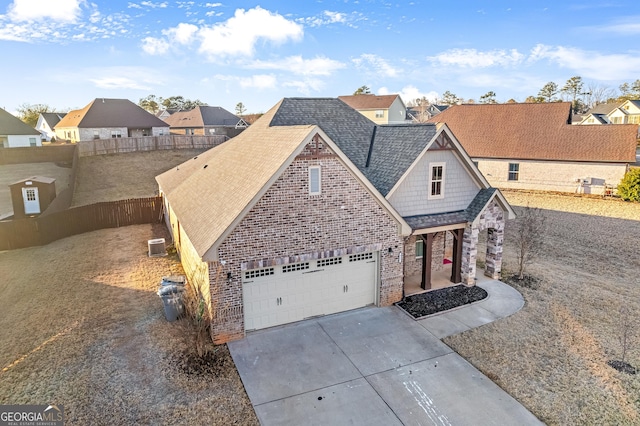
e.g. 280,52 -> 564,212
409,97 -> 430,123
513,205 -> 547,280
616,306 -> 636,365
584,83 -> 616,108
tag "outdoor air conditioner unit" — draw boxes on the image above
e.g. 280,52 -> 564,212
148,238 -> 167,257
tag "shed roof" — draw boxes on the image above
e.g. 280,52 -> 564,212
427,102 -> 637,162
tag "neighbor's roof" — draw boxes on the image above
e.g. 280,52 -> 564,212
428,102 -> 638,163
0,108 -> 40,135
271,98 -> 439,196
163,106 -> 245,128
40,112 -> 66,127
587,102 -> 624,116
156,101 -> 317,259
338,94 -> 402,110
10,175 -> 56,186
55,98 -> 168,129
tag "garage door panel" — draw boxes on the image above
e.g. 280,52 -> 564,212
243,253 -> 378,331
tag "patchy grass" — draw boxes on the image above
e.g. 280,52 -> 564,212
72,149 -> 206,206
447,190 -> 640,425
0,224 -> 257,425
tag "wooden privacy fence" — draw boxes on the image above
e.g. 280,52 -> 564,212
78,135 -> 228,157
0,196 -> 163,251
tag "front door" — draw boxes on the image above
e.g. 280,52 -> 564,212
22,187 -> 40,215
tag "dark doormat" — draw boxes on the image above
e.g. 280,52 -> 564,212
397,285 -> 488,319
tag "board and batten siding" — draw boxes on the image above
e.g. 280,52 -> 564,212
388,149 -> 481,217
476,158 -> 629,194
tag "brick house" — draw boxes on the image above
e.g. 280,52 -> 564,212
162,105 -> 248,138
54,98 -> 170,143
156,98 -> 514,343
428,102 -> 638,195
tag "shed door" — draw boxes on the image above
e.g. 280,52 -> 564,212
22,187 -> 40,215
242,252 -> 378,331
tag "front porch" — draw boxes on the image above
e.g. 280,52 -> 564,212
405,262 -> 454,295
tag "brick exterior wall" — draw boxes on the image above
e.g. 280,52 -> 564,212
461,200 -> 505,284
214,138 -> 404,343
477,158 -> 628,195
404,233 -> 450,278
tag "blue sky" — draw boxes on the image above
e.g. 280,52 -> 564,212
1,0 -> 639,115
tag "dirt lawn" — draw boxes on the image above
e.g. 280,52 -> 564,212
72,149 -> 206,206
0,224 -> 258,425
448,190 -> 640,425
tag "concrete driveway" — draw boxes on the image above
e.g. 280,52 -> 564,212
229,281 -> 542,425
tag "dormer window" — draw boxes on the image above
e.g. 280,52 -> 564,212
309,166 -> 321,195
428,163 -> 445,199
375,110 -> 384,118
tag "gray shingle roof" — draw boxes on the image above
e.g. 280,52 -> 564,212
270,98 -> 437,196
402,188 -> 498,231
40,112 -> 66,128
0,108 -> 40,135
164,106 -> 244,128
56,98 -> 168,129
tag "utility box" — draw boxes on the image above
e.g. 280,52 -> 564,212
9,176 -> 57,219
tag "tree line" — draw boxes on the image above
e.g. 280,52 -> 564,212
409,77 -> 640,114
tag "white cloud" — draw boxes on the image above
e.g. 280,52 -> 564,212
394,85 -> 439,104
527,44 -> 640,81
248,56 -> 345,76
205,2 -> 222,7
163,23 -> 198,45
198,7 -> 303,59
90,76 -> 152,90
7,0 -> 83,23
300,10 -> 362,28
141,1 -> 167,8
427,48 -> 524,68
282,78 -> 325,95
141,36 -> 170,54
352,54 -> 399,78
239,74 -> 277,90
586,16 -> 640,35
84,66 -> 165,90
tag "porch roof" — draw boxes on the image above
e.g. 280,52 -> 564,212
404,211 -> 468,232
404,188 -> 502,233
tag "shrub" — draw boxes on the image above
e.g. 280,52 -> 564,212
617,168 -> 640,202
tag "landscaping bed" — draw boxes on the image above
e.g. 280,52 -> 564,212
397,285 -> 488,319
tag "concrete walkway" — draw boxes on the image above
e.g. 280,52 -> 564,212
229,277 -> 542,425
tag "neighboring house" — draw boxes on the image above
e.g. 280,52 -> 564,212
155,108 -> 180,121
163,106 -> 248,138
407,104 -> 450,123
0,108 -> 41,148
54,98 -> 170,143
428,102 -> 638,195
36,112 -> 67,141
156,97 -> 514,343
606,100 -> 640,125
338,94 -> 409,124
577,102 -> 623,125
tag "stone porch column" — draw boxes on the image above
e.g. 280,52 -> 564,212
484,226 -> 504,280
461,224 -> 478,285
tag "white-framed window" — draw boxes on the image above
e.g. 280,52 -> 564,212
508,163 -> 519,181
29,137 -> 37,146
309,166 -> 321,195
93,130 -> 100,140
158,129 -> 164,136
428,162 -> 445,199
111,130 -> 122,138
415,240 -> 424,259
375,110 -> 384,118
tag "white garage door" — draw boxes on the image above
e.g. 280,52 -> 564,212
243,252 -> 378,331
